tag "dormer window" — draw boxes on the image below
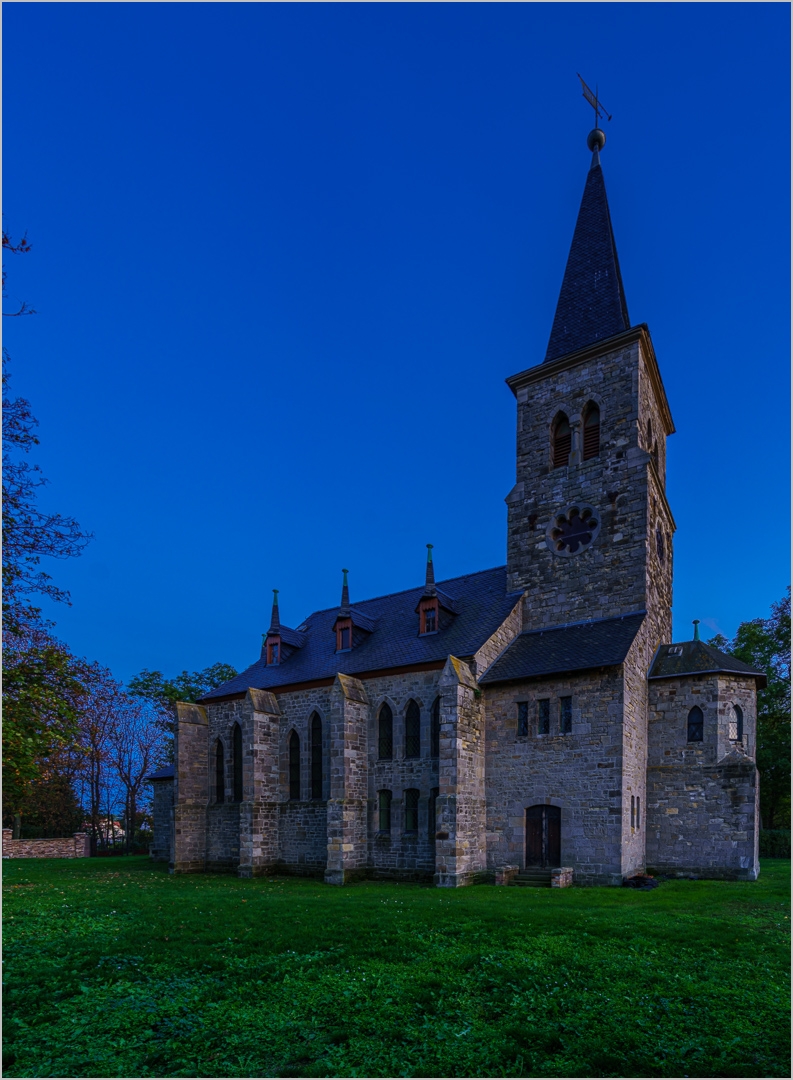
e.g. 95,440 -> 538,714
420,599 -> 438,635
266,636 -> 281,665
336,618 -> 352,652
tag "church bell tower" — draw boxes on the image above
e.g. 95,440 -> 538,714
505,127 -> 675,650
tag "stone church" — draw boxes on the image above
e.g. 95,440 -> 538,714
149,127 -> 764,886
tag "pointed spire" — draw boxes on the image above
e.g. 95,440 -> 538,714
424,544 -> 437,597
544,133 -> 630,363
339,568 -> 350,616
693,619 -> 701,642
268,589 -> 280,633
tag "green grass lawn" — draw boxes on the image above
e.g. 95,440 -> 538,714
2,858 -> 790,1079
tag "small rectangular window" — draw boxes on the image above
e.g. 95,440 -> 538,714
378,790 -> 392,833
517,701 -> 529,736
630,795 -> 635,829
269,642 -> 279,665
560,696 -> 572,734
428,787 -> 439,840
538,699 -> 550,735
339,626 -> 351,650
423,607 -> 436,633
404,789 -> 419,833
636,796 -> 641,831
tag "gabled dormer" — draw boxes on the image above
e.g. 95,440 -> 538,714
415,545 -> 458,636
332,569 -> 376,653
261,589 -> 306,665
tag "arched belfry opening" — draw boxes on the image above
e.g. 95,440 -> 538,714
552,413 -> 572,469
582,402 -> 600,460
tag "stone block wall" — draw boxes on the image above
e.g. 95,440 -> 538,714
435,657 -> 487,887
172,702 -> 209,874
2,831 -> 90,858
647,673 -> 760,879
150,779 -> 173,861
206,803 -> 240,871
483,667 -> 625,885
325,674 -> 370,884
278,802 -> 328,875
506,335 -> 673,635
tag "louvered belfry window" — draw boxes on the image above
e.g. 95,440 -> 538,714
310,713 -> 323,799
405,700 -> 421,758
582,403 -> 600,460
552,414 -> 572,468
378,704 -> 393,760
289,731 -> 300,800
232,723 -> 243,802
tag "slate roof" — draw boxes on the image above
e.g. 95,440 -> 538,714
544,153 -> 630,363
649,641 -> 767,688
201,566 -> 523,700
146,764 -> 175,782
479,612 -> 646,685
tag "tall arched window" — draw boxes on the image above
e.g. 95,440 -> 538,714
404,789 -> 419,833
310,713 -> 323,799
405,700 -> 420,759
232,723 -> 243,802
687,706 -> 704,743
729,705 -> 744,743
214,739 -> 225,804
378,704 -> 393,760
552,413 -> 572,469
289,731 -> 300,800
430,697 -> 441,758
378,789 -> 392,833
582,403 -> 600,460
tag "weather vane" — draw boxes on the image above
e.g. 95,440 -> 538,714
577,74 -> 612,127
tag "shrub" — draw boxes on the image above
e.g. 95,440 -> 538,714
760,829 -> 791,858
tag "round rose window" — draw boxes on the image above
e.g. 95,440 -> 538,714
546,505 -> 600,557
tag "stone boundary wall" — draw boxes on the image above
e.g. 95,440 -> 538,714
2,830 -> 90,858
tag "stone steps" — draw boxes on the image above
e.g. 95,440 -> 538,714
510,870 -> 554,888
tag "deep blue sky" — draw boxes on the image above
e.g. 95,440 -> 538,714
3,3 -> 790,684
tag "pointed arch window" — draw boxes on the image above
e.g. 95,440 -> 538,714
687,706 -> 704,743
729,705 -> 743,743
289,731 -> 300,800
378,704 -> 393,760
552,413 -> 572,469
582,403 -> 600,460
232,723 -> 243,802
310,713 -> 323,799
405,700 -> 420,759
404,789 -> 419,833
214,739 -> 225,804
430,697 -> 441,758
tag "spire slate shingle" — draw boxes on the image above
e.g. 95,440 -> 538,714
544,153 -> 630,363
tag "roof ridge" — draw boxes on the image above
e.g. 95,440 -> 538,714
301,565 -> 511,620
519,610 -> 646,636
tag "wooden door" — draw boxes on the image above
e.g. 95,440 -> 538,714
525,805 -> 561,867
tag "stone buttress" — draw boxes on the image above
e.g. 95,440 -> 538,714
325,674 -> 369,884
171,702 -> 209,873
238,688 -> 282,877
435,656 -> 487,887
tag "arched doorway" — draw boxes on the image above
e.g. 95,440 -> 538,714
526,805 -> 561,868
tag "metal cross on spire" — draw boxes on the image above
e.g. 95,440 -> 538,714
577,74 -> 612,126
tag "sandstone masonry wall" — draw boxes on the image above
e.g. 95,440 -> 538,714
646,673 -> 760,879
2,830 -> 90,859
484,668 -> 625,884
150,779 -> 173,861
